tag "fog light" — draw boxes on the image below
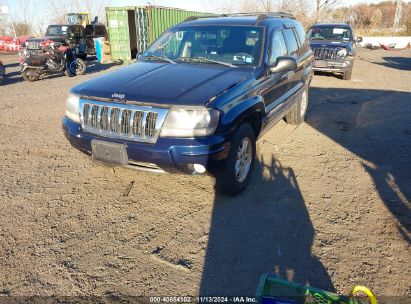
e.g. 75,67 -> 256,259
193,164 -> 206,174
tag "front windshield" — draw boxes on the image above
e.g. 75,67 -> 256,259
141,25 -> 264,66
308,27 -> 352,41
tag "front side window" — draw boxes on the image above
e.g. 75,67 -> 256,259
308,27 -> 353,41
142,25 -> 264,66
269,31 -> 287,65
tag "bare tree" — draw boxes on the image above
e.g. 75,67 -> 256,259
314,0 -> 339,22
46,0 -> 79,24
259,0 -> 275,12
78,0 -> 109,23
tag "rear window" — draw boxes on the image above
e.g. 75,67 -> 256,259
46,25 -> 68,36
308,27 -> 352,41
283,28 -> 299,57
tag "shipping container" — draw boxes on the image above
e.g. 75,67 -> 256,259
106,6 -> 211,61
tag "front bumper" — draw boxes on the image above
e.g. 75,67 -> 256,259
312,57 -> 353,73
62,117 -> 230,175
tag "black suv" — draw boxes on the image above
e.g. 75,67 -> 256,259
62,13 -> 313,195
25,25 -> 88,59
308,23 -> 362,80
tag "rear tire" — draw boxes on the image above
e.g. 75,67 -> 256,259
22,69 -> 39,82
285,86 -> 308,125
215,123 -> 256,196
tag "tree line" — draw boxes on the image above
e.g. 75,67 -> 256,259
1,0 -> 410,37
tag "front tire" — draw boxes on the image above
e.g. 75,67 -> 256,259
285,86 -> 308,125
343,64 -> 353,80
75,59 -> 87,75
66,59 -> 86,77
215,123 -> 256,196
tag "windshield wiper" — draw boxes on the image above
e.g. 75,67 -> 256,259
141,55 -> 175,64
178,56 -> 237,68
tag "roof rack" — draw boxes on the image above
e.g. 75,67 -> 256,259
184,12 -> 296,24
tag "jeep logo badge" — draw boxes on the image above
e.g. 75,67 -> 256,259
112,93 -> 126,100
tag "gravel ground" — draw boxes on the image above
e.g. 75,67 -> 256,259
0,48 -> 410,300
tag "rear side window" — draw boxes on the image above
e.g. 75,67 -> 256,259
283,28 -> 299,57
295,25 -> 308,46
269,31 -> 287,65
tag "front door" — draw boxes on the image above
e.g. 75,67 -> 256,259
260,30 -> 290,128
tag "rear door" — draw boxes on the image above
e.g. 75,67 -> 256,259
106,8 -> 131,61
282,27 -> 304,93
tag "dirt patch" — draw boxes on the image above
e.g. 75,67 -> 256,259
0,49 -> 410,298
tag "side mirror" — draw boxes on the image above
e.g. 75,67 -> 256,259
356,37 -> 363,43
269,57 -> 297,74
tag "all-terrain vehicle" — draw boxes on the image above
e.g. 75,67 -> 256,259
308,23 -> 362,80
62,13 -> 313,195
20,41 -> 86,81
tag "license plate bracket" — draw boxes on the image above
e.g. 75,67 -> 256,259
314,60 -> 328,68
91,140 -> 128,166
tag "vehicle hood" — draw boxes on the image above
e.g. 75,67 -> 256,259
310,40 -> 353,50
71,62 -> 254,106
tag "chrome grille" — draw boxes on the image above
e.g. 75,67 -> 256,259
132,111 -> 144,137
146,112 -> 158,138
80,100 -> 169,143
121,109 -> 132,134
110,108 -> 120,132
313,47 -> 338,60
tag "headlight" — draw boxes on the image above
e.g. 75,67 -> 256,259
65,93 -> 81,123
337,48 -> 348,58
160,107 -> 220,137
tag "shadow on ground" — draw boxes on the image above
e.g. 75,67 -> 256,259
200,156 -> 334,296
86,60 -> 121,75
200,87 -> 410,295
373,56 -> 411,71
307,87 -> 411,243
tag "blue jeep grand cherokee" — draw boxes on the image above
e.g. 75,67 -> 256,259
308,23 -> 362,80
62,13 -> 313,195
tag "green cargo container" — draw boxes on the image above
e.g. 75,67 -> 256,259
106,6 -> 211,61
